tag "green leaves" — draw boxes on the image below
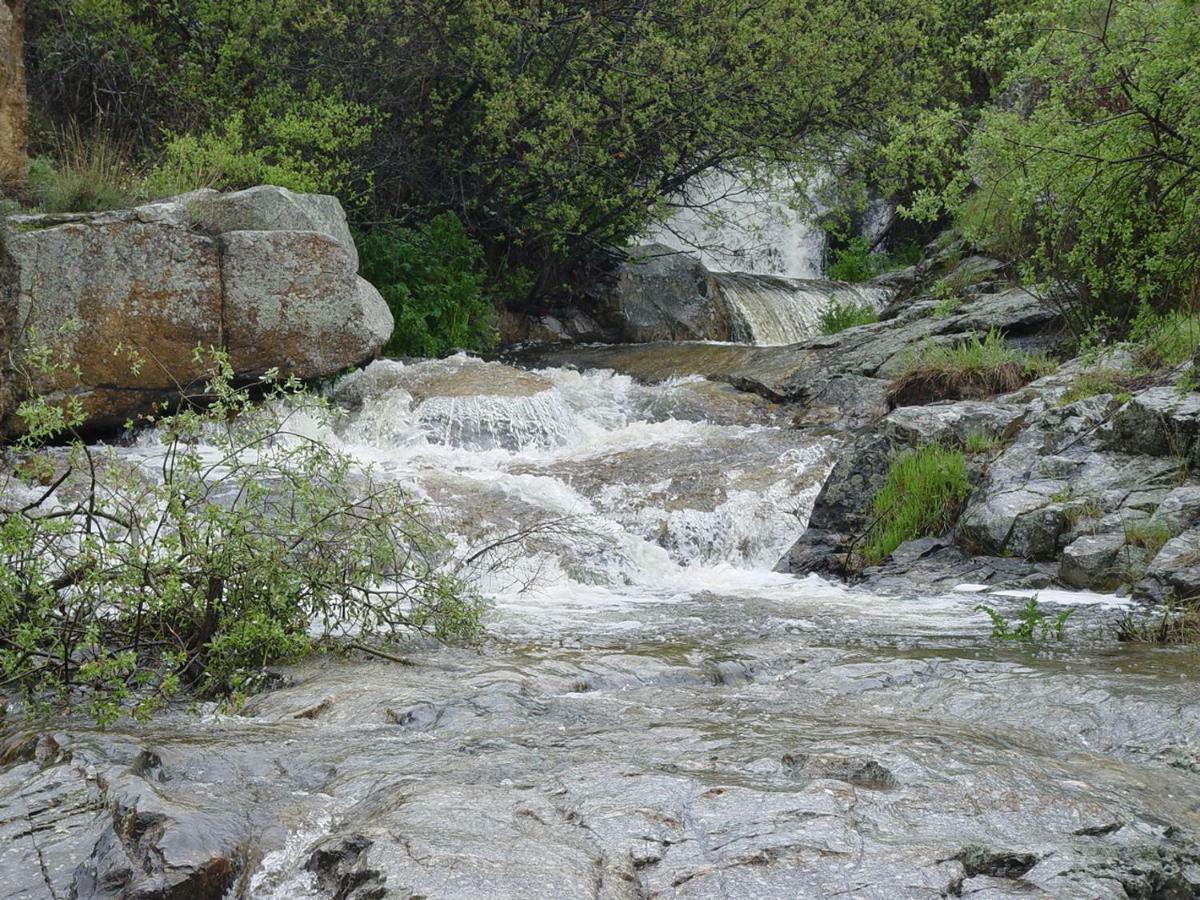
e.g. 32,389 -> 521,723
959,0 -> 1200,324
0,349 -> 484,723
356,213 -> 499,358
863,445 -> 971,566
977,597 -> 1074,642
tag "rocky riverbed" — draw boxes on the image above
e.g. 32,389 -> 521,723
4,253 -> 1200,898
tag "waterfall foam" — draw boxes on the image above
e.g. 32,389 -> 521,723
322,356 -> 834,592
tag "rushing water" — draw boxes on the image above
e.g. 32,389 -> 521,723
644,173 -> 827,279
715,273 -> 894,346
3,355 -> 1200,899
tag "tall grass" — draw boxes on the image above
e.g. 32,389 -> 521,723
863,445 -> 970,565
1128,305 -> 1200,370
819,299 -> 879,334
26,124 -> 144,214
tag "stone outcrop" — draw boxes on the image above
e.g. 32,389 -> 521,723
0,0 -> 25,182
0,186 -> 392,436
514,265 -> 1063,416
777,344 -> 1200,598
504,242 -> 896,346
521,242 -> 1197,600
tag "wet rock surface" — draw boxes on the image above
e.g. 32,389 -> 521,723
505,242 -> 894,347
4,323 -> 1200,898
4,587 -> 1199,899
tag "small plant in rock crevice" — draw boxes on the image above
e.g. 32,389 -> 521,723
819,299 -> 879,334
1057,370 -> 1147,407
862,444 -> 970,566
1117,598 -> 1200,645
977,597 -> 1074,642
963,430 -> 1003,456
1123,519 -> 1174,556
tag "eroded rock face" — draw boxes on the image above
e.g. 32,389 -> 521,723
0,187 -> 392,436
777,346 -> 1200,593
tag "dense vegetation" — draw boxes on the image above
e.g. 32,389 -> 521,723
20,0 -> 1030,343
0,349 -> 483,721
16,0 -> 1200,347
862,445 -> 970,566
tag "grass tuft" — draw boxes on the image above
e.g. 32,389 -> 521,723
1128,305 -> 1200,371
26,124 -> 144,214
963,430 -> 1003,455
888,329 -> 1055,407
1057,369 -> 1148,406
819,299 -> 879,334
1117,598 -> 1200,645
863,445 -> 970,566
1123,519 -> 1173,556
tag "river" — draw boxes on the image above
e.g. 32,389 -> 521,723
2,354 -> 1199,899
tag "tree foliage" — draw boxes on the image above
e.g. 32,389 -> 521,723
954,0 -> 1200,325
27,0 -> 966,298
0,348 -> 483,723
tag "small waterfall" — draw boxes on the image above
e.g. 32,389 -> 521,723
644,172 -> 827,278
715,273 -> 894,345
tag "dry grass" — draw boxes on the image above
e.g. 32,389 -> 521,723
1117,599 -> 1200,645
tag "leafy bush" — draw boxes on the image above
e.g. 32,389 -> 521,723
826,236 -> 918,283
827,238 -> 882,282
27,0 -> 981,293
357,213 -> 498,358
888,329 -> 1055,406
0,349 -> 483,723
819,299 -> 879,334
863,444 -> 970,565
977,597 -> 1073,642
957,0 -> 1200,325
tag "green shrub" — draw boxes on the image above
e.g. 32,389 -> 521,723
826,236 -> 917,283
0,348 -> 483,723
888,329 -> 1055,406
863,444 -> 970,565
827,237 -> 881,281
357,213 -> 499,358
977,597 -> 1073,642
819,299 -> 879,334
957,0 -> 1200,325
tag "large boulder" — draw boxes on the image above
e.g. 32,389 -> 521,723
598,243 -> 733,342
0,188 -> 391,436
